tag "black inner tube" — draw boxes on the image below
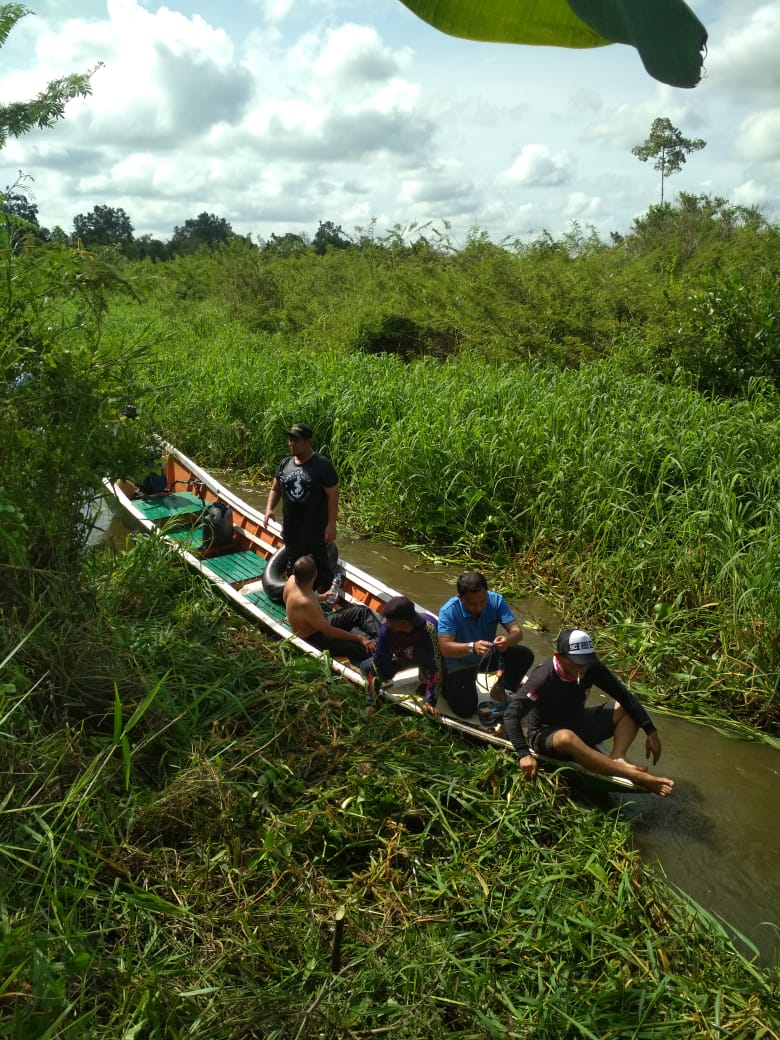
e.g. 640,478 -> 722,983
261,546 -> 289,603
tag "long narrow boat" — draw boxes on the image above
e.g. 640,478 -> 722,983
105,444 -> 637,791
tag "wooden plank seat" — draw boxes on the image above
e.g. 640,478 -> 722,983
168,525 -> 207,549
244,588 -> 290,625
201,550 -> 267,586
134,491 -> 204,522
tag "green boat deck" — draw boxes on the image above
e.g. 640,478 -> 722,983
136,492 -> 299,632
167,531 -> 270,586
202,550 -> 267,584
134,491 -> 204,521
244,588 -> 290,626
175,534 -> 290,626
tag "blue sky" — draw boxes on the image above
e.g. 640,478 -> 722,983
1,0 -> 778,244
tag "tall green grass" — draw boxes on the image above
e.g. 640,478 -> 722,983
1,535 -> 777,1037
104,303 -> 779,731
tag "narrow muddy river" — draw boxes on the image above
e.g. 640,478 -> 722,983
333,530 -> 780,966
98,484 -> 780,965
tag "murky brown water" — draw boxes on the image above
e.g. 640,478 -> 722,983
98,479 -> 780,964
332,530 -> 779,962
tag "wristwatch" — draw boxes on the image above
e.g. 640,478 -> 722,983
467,641 -> 475,653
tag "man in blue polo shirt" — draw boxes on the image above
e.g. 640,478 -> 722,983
437,570 -> 534,718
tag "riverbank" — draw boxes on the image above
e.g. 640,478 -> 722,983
3,527 -> 777,1038
96,492 -> 780,965
335,528 -> 780,964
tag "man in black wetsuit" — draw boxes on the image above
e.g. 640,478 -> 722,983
263,422 -> 339,592
503,628 -> 675,796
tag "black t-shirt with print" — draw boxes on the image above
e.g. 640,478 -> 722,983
276,452 -> 338,537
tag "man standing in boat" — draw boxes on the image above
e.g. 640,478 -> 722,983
263,422 -> 339,592
437,570 -> 534,718
503,628 -> 675,796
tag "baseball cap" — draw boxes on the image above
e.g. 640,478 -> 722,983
287,422 -> 313,439
382,595 -> 420,626
556,628 -> 598,663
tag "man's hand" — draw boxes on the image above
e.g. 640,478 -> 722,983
645,731 -> 662,765
519,754 -> 537,779
361,637 -> 376,654
324,522 -> 337,544
492,635 -> 507,652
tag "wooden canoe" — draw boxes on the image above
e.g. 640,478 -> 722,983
105,444 -> 637,791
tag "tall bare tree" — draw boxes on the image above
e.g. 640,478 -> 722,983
632,116 -> 706,203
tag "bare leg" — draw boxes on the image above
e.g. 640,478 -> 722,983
610,705 -> 646,769
550,729 -> 675,796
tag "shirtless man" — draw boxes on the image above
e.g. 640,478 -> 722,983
503,628 -> 675,796
283,555 -> 378,664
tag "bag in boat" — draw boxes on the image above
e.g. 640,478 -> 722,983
201,501 -> 234,550
140,470 -> 167,495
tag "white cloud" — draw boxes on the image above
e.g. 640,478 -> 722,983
706,3 -> 780,101
498,144 -> 572,187
250,0 -> 296,22
590,99 -> 704,149
731,178 -> 771,208
400,163 -> 474,209
1,0 -> 778,244
314,23 -> 412,84
562,192 -> 603,222
736,109 -> 780,162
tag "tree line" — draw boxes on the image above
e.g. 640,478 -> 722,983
2,113 -> 708,258
0,191 -> 353,260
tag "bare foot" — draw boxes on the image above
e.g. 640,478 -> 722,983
633,773 -> 675,797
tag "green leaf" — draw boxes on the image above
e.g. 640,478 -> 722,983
399,0 -> 606,47
121,672 -> 167,735
113,684 -> 123,745
398,0 -> 707,88
570,0 -> 707,87
122,733 -> 131,791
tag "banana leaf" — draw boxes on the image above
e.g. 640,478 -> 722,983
399,0 -> 707,88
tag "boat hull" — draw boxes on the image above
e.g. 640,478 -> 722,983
105,445 -> 637,791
